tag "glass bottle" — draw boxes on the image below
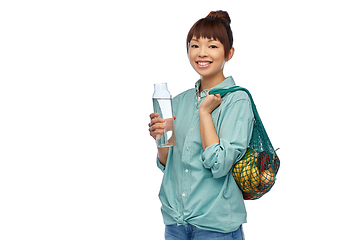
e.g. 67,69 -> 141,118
152,83 -> 176,147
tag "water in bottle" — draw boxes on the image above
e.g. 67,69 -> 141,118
153,83 -> 176,147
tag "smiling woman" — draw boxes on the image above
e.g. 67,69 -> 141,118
188,37 -> 234,91
149,10 -> 249,240
186,10 -> 235,91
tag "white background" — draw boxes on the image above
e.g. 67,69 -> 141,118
1,0 -> 359,239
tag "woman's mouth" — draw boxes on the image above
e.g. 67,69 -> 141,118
196,61 -> 212,68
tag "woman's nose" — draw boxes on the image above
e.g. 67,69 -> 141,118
198,47 -> 208,57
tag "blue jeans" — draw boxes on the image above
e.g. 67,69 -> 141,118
165,224 -> 244,240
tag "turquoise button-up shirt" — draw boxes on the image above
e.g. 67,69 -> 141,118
156,76 -> 254,233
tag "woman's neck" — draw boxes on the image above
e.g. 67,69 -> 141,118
199,73 -> 226,92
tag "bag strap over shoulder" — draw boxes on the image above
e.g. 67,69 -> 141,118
209,86 -> 260,125
209,86 -> 273,153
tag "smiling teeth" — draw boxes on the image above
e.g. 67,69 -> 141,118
198,62 -> 211,66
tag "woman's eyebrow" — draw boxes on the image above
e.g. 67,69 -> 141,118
191,38 -> 219,42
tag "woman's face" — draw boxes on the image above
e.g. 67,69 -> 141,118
188,37 -> 227,79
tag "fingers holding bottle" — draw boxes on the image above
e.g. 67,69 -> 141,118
149,113 -> 165,140
149,113 -> 176,140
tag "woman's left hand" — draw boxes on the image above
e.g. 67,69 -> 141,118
199,92 -> 222,114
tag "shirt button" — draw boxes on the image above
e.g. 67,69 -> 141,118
185,169 -> 189,173
186,147 -> 188,151
182,192 -> 186,197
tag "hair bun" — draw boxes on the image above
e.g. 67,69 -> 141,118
206,10 -> 231,25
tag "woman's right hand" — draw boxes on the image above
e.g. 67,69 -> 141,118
148,113 -> 176,140
149,113 -> 166,140
149,113 -> 176,167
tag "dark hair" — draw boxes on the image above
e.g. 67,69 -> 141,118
186,11 -> 233,57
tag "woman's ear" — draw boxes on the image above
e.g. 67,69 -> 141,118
226,47 -> 235,61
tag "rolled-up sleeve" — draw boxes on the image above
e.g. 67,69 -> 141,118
201,99 -> 254,178
156,156 -> 165,172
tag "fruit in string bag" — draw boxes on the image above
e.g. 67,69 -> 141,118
232,148 -> 261,193
233,147 -> 279,199
232,148 -> 255,182
260,169 -> 275,186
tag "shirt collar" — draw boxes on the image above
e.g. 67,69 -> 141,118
195,76 -> 236,97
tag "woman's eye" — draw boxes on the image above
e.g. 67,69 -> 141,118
209,45 -> 218,49
191,44 -> 199,48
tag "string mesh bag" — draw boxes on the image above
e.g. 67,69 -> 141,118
209,86 -> 280,200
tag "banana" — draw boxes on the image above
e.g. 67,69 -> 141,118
233,148 -> 261,193
250,166 -> 260,186
233,148 -> 255,174
239,162 -> 260,193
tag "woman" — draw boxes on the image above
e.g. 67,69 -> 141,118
149,10 -> 254,240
